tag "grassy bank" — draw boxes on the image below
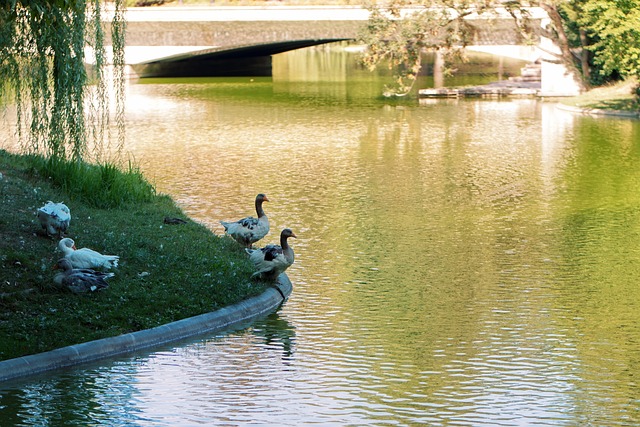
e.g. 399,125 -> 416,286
0,149 -> 265,361
560,78 -> 640,113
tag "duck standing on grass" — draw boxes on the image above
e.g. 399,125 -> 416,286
246,228 -> 296,281
53,258 -> 113,293
220,193 -> 270,248
37,201 -> 70,238
58,238 -> 119,269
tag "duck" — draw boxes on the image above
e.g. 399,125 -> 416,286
245,228 -> 296,281
220,193 -> 270,248
37,201 -> 70,238
58,238 -> 119,269
53,258 -> 113,293
164,217 -> 187,225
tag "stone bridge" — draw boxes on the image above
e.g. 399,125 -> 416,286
103,6 -> 580,96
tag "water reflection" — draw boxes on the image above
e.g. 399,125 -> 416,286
0,361 -> 147,426
2,44 -> 640,426
0,312 -> 295,426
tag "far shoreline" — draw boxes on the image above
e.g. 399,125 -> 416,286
555,103 -> 640,119
418,77 -> 639,120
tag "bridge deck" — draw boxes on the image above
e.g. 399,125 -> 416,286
99,5 -> 582,95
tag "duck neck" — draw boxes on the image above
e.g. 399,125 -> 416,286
256,199 -> 265,218
280,234 -> 289,250
281,235 -> 294,262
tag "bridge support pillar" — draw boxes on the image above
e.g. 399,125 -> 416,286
433,50 -> 445,88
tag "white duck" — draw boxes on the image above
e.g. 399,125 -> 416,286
53,258 -> 113,293
246,228 -> 296,281
58,238 -> 120,269
37,201 -> 70,237
220,193 -> 270,248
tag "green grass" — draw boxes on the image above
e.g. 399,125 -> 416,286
0,150 -> 266,361
561,78 -> 640,112
26,155 -> 157,209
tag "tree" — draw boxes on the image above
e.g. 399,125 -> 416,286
358,0 -> 494,96
0,0 -> 126,162
358,0 -> 640,95
575,0 -> 640,82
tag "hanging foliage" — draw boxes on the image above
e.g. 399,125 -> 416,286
0,0 -> 126,162
359,0 -> 640,96
358,0 -> 496,96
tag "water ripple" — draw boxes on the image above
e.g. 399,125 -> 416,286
4,74 -> 640,427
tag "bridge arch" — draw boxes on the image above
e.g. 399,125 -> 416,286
104,6 -> 581,96
133,39 -> 350,78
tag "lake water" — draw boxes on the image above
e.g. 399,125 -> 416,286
2,44 -> 640,426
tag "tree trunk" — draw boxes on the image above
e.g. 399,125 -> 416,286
579,28 -> 591,85
540,2 -> 586,89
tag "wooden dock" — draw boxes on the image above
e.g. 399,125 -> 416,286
420,62 -> 541,98
419,82 -> 540,98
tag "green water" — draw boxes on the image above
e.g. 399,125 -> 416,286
2,44 -> 640,426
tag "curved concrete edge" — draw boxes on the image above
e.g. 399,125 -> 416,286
0,275 -> 292,383
556,103 -> 640,119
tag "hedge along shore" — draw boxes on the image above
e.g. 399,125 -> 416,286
0,275 -> 292,383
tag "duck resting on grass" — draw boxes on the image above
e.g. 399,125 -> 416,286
58,238 -> 120,269
53,258 -> 114,293
220,193 -> 270,248
246,228 -> 296,281
37,201 -> 70,238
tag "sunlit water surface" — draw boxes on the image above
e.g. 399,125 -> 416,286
2,46 -> 640,426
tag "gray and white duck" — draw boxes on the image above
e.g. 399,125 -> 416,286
246,228 -> 296,281
220,193 -> 270,248
37,201 -> 70,238
53,258 -> 114,293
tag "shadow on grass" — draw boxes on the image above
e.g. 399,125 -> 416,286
583,98 -> 640,112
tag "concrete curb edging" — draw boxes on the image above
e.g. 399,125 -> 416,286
556,103 -> 640,118
0,275 -> 292,383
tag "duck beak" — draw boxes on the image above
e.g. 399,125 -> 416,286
72,245 -> 77,250
292,232 -> 297,238
264,196 -> 270,202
